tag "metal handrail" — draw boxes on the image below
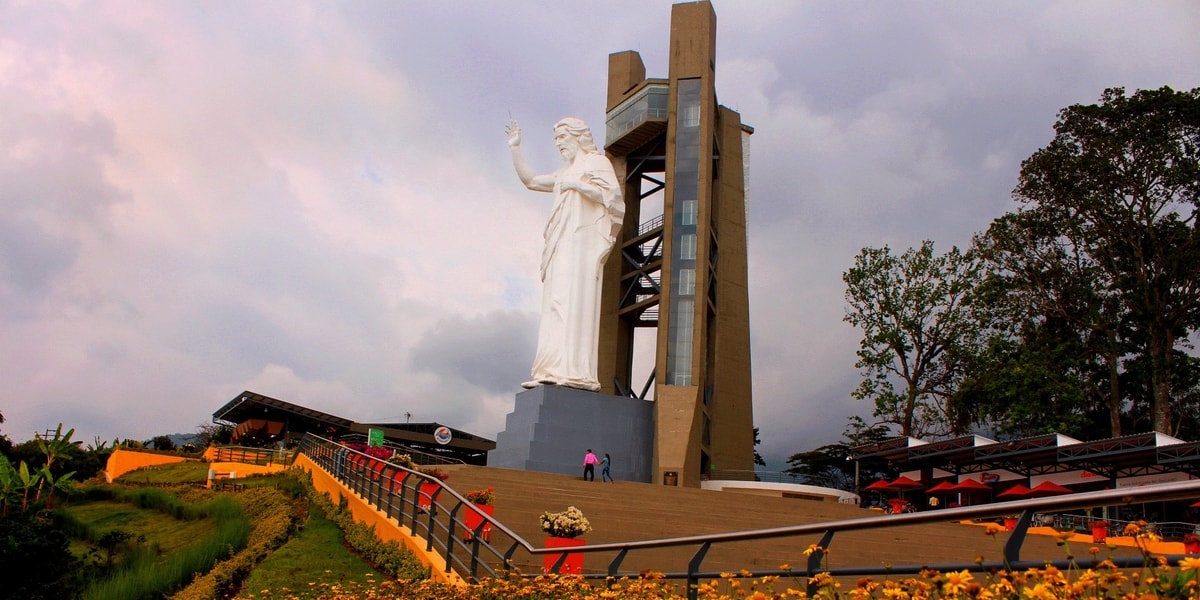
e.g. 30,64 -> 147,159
297,434 -> 1200,598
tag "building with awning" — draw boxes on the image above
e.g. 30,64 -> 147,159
852,431 -> 1198,493
212,390 -> 496,465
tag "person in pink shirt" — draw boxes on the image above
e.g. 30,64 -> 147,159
583,449 -> 598,481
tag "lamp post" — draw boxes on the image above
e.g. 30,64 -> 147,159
848,454 -> 861,496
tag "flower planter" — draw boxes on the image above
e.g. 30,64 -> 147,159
418,481 -> 440,511
1185,541 -> 1200,554
543,536 -> 585,574
1092,523 -> 1108,543
463,503 -> 494,542
1003,517 -> 1017,531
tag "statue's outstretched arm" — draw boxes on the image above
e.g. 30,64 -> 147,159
506,120 -> 553,192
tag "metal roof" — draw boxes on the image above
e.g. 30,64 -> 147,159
211,390 -> 495,463
212,390 -> 353,431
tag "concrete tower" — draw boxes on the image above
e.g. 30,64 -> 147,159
599,1 -> 755,487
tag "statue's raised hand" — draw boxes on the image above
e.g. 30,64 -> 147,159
505,120 -> 522,148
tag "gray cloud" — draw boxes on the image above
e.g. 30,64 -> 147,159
411,310 -> 537,396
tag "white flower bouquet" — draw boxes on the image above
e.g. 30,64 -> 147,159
539,505 -> 592,539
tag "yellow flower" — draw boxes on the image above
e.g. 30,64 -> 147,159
1124,522 -> 1141,536
984,523 -> 1005,535
779,563 -> 791,571
941,570 -> 973,595
1179,557 -> 1200,571
809,572 -> 838,589
1023,583 -> 1058,600
803,543 -> 822,556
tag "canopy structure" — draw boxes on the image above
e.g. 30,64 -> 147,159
852,431 -> 1200,486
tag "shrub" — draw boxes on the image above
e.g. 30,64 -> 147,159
0,511 -> 84,600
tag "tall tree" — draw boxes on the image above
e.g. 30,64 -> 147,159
969,226 -> 1126,437
843,241 -> 988,438
985,86 -> 1200,435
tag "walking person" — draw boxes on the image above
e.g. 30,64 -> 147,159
583,449 -> 598,481
600,453 -> 613,482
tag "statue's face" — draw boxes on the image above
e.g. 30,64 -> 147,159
554,127 -> 581,162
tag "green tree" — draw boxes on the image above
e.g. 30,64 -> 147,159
195,422 -> 234,446
786,417 -> 895,493
150,435 -> 177,451
983,86 -> 1200,435
752,427 -> 766,467
843,241 -> 988,438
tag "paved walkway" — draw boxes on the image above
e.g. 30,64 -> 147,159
435,465 -> 1148,576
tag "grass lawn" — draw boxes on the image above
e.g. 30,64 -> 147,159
63,500 -> 217,556
118,460 -> 212,484
236,499 -> 382,599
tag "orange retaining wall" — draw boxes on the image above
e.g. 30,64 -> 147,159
104,448 -> 190,482
293,454 -> 465,586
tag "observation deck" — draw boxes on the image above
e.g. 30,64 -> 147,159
605,81 -> 669,155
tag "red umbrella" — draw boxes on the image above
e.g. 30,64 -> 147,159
951,478 -> 992,492
997,483 -> 1032,498
1029,481 -> 1072,497
889,475 -> 925,490
926,481 -> 958,494
863,479 -> 896,492
947,478 -> 993,506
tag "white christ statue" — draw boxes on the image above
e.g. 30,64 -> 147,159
506,117 -> 624,392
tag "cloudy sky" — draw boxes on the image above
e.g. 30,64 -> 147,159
2,1 -> 1198,463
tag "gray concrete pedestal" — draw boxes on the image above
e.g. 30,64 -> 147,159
491,385 -> 654,483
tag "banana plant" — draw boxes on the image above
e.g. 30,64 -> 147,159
33,423 -> 78,504
86,436 -> 110,452
0,456 -> 16,516
36,466 -> 75,510
18,460 -> 42,513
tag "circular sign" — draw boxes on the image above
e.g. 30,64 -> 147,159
433,426 -> 452,445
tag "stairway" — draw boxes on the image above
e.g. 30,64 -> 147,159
432,465 -> 1120,577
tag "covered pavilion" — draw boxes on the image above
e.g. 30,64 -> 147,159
212,390 -> 496,465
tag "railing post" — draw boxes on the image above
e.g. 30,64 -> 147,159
805,530 -> 836,597
686,542 -> 712,600
1003,509 -> 1034,567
